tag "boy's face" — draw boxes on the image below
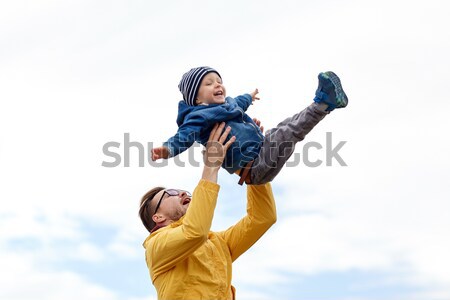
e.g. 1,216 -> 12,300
196,72 -> 226,105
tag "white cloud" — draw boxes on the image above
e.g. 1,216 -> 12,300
0,252 -> 116,300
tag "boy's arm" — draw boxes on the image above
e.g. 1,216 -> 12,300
234,88 -> 259,111
151,113 -> 207,160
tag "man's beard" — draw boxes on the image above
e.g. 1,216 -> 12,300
168,206 -> 186,222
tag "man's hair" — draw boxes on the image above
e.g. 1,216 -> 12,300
139,186 -> 165,232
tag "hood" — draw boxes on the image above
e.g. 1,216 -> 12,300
176,100 -> 214,127
176,100 -> 197,127
142,217 -> 185,249
142,234 -> 152,249
142,224 -> 165,249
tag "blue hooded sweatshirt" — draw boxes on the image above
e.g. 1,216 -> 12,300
163,94 -> 264,174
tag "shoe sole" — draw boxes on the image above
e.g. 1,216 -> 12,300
320,71 -> 348,108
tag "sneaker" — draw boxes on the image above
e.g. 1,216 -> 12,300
313,71 -> 348,111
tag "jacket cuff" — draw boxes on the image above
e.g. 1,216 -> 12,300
162,142 -> 175,158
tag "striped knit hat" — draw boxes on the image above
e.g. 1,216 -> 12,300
178,66 -> 221,106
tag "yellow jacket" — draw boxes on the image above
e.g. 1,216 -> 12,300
143,179 -> 276,300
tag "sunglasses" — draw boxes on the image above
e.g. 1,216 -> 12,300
153,189 -> 192,215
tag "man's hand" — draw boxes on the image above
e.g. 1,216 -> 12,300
250,88 -> 260,103
151,146 -> 169,161
252,118 -> 264,133
202,122 -> 235,182
204,123 -> 236,168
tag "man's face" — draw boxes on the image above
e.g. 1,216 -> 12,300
196,72 -> 226,105
152,189 -> 192,223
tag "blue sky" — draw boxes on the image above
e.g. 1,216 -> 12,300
1,0 -> 450,299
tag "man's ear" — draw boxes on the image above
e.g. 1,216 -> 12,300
152,213 -> 166,225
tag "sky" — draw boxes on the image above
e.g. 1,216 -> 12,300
1,0 -> 450,299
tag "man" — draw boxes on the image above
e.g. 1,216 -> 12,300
139,122 -> 277,300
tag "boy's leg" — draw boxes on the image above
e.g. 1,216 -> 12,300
250,71 -> 348,184
250,103 -> 327,184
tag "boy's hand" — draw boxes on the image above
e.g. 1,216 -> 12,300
250,88 -> 260,103
151,146 -> 169,161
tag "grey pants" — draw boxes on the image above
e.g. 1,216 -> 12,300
250,103 -> 328,184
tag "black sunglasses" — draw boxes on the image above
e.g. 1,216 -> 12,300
154,189 -> 192,215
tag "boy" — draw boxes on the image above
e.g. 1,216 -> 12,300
151,66 -> 348,185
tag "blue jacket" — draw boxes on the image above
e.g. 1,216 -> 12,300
164,94 -> 264,174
